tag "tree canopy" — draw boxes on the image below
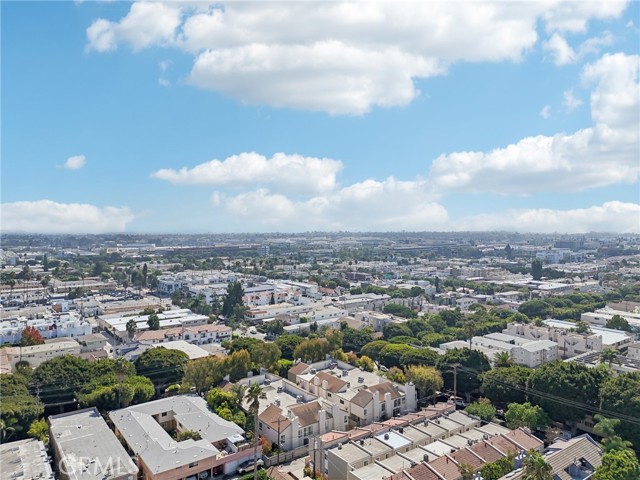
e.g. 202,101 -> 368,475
527,361 -> 611,424
435,348 -> 491,399
134,347 -> 190,390
482,366 -> 533,405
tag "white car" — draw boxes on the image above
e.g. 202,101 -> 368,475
237,459 -> 264,474
249,327 -> 257,334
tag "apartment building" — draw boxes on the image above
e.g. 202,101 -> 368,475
99,309 -> 209,341
3,340 -> 81,370
49,408 -> 138,480
290,359 -> 417,429
0,438 -> 54,480
135,323 -> 232,345
0,313 -> 92,345
504,322 -> 603,359
111,396 -> 255,480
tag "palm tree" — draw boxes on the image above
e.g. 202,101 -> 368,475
463,320 -> 477,349
599,347 -> 620,368
522,450 -> 553,480
494,351 -> 514,368
230,383 -> 247,410
126,319 -> 138,340
245,383 -> 266,480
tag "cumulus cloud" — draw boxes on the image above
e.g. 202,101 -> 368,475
429,52 -> 639,195
63,155 -> 86,170
152,152 -> 343,194
0,200 -> 135,233
455,202 -> 640,233
85,1 -> 628,114
86,2 -> 182,52
543,33 -> 576,65
219,177 -> 448,231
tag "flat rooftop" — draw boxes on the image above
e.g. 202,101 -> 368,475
543,319 -> 633,346
0,438 -> 54,480
49,408 -> 138,480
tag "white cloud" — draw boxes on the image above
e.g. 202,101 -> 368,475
63,155 -> 86,170
0,200 -> 135,233
563,89 -> 583,112
543,33 -> 576,65
151,152 -> 343,194
220,177 -> 448,231
85,1 -> 628,114
86,2 -> 182,52
429,52 -> 639,195
456,202 -> 640,233
540,105 -> 551,119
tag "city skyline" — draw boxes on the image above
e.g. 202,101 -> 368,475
2,1 -> 639,234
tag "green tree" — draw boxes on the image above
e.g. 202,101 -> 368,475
518,300 -> 553,319
0,375 -> 44,441
224,349 -> 252,381
275,335 -> 304,361
522,451 -> 552,480
176,429 -> 202,441
598,347 -> 620,368
147,313 -> 160,331
598,372 -> 640,447
527,361 -> 611,425
183,357 -> 224,396
341,327 -> 374,353
458,463 -> 475,480
245,383 -> 266,480
405,365 -> 443,405
592,414 -> 633,453
531,259 -> 543,281
593,448 -> 640,480
265,319 -> 285,337
463,320 -> 477,349
126,319 -> 138,339
33,355 -> 90,404
605,315 -> 631,332
356,355 -> 375,372
399,348 -> 440,367
493,351 -> 514,368
482,365 -> 533,404
222,281 -> 245,317
134,347 -> 189,390
505,402 -> 549,430
464,398 -> 496,422
480,455 -> 515,480
435,348 -> 491,400
575,321 -> 591,334
293,338 -> 331,363
251,342 -> 281,372
360,340 -> 390,362
27,418 -> 49,444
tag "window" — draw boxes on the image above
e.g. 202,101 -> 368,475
259,422 -> 263,431
340,400 -> 345,405
280,434 -> 286,443
364,461 -> 368,467
364,409 -> 367,415
189,462 -> 198,468
161,412 -> 168,417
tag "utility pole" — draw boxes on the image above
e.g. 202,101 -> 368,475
451,363 -> 461,402
276,416 -> 282,465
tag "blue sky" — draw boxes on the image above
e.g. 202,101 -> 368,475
2,1 -> 639,234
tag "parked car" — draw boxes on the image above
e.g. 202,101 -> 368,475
237,459 -> 264,474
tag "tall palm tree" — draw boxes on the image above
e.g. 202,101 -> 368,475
126,319 -> 138,340
463,320 -> 477,349
522,450 -> 553,480
230,383 -> 247,410
245,383 -> 266,480
494,351 -> 514,368
599,347 -> 620,368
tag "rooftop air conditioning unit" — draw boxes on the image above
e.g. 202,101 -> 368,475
311,368 -> 317,374
423,454 -> 429,463
384,433 -> 390,440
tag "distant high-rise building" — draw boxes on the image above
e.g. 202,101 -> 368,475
257,245 -> 270,256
